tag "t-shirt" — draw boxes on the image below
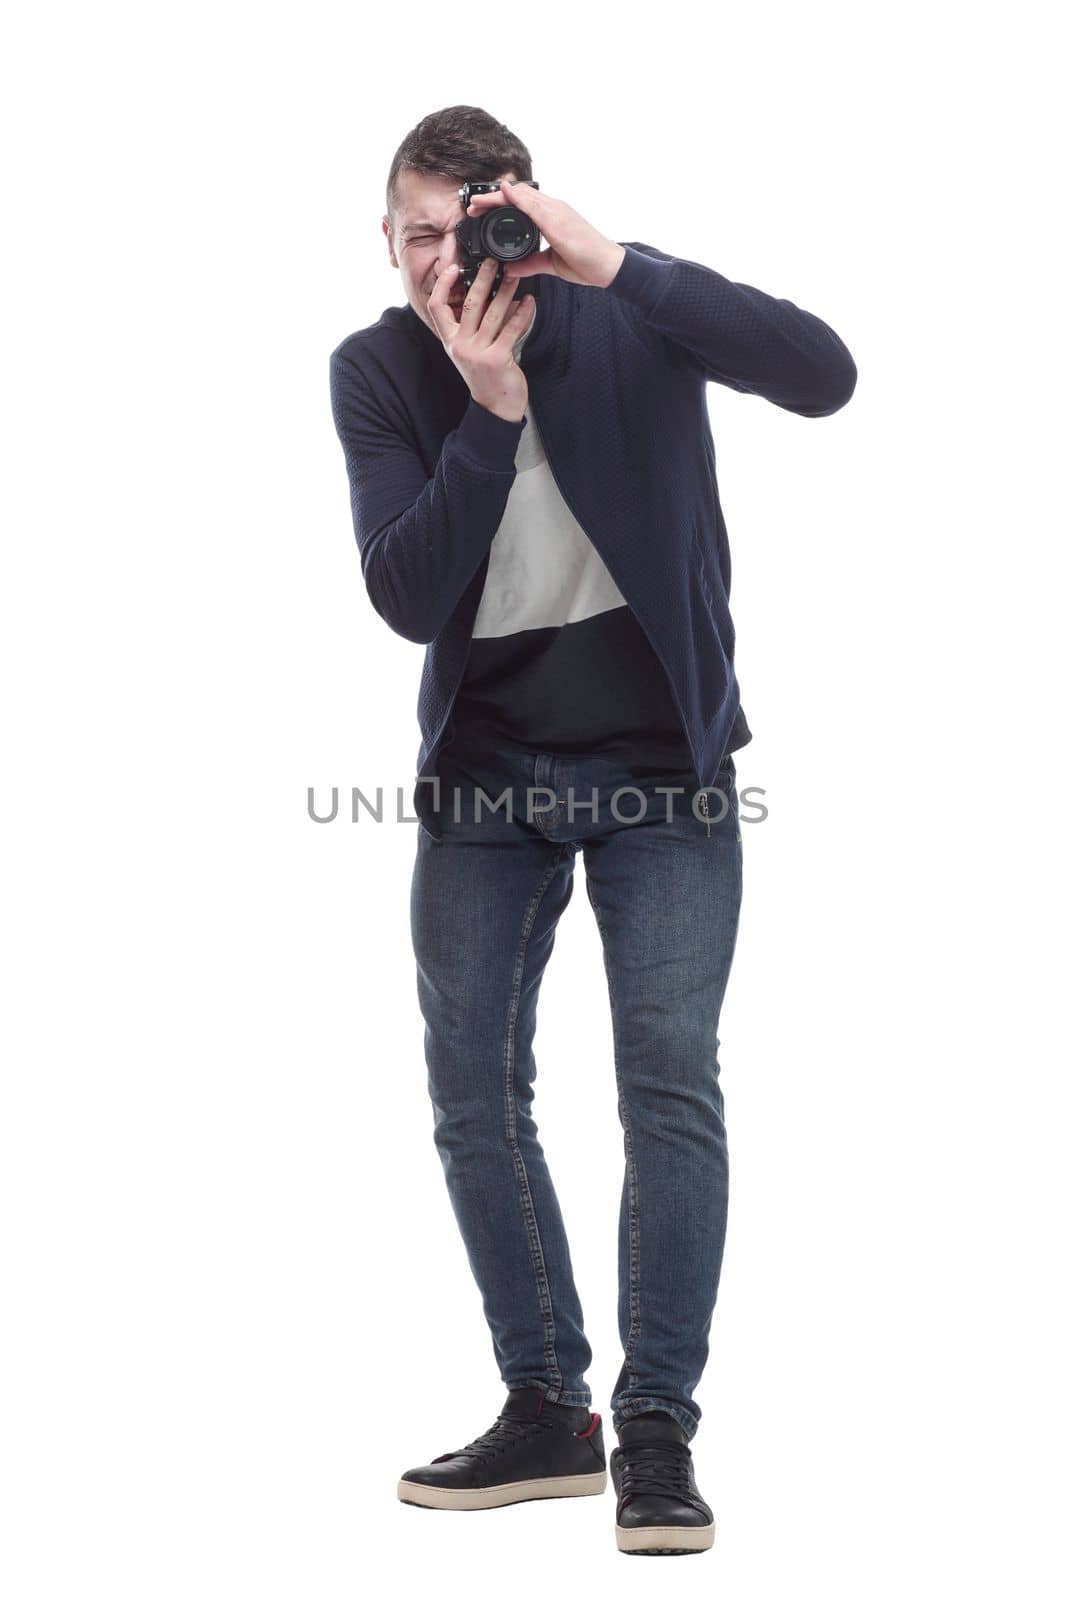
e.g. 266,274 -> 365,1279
445,299 -> 704,772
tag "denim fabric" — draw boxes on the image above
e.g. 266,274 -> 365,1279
408,744 -> 743,1440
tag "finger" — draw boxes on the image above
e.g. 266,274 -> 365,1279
465,184 -> 507,213
492,247 -> 555,281
427,263 -> 462,335
498,291 -> 537,349
468,179 -> 542,206
458,257 -> 498,328
499,178 -> 547,218
475,271 -> 520,339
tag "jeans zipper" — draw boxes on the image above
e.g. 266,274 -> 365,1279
698,789 -> 711,836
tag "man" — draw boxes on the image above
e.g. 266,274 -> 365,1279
329,106 -> 856,1556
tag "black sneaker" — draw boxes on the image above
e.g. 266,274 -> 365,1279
610,1413 -> 715,1554
397,1388 -> 607,1510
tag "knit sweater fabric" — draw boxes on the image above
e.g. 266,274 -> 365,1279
329,241 -> 857,821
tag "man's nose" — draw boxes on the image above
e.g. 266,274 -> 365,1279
436,231 -> 461,275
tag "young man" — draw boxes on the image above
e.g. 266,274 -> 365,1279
329,106 -> 856,1556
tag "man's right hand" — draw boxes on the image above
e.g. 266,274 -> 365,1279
427,258 -> 536,424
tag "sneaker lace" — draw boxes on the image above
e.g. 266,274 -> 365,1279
617,1440 -> 694,1505
433,1411 -> 557,1465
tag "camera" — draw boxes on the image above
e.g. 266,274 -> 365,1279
454,180 -> 541,294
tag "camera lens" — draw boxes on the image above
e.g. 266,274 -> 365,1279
483,207 -> 535,261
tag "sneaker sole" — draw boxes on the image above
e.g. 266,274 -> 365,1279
616,1517 -> 716,1554
397,1471 -> 608,1511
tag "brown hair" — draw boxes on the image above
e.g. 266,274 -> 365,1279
385,105 -> 533,223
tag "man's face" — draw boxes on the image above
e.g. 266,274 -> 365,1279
382,168 -> 520,338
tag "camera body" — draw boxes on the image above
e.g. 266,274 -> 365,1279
454,180 -> 541,293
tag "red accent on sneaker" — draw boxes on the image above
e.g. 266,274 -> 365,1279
577,1411 -> 600,1438
535,1392 -> 545,1417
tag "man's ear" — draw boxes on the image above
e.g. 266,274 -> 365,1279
382,215 -> 399,269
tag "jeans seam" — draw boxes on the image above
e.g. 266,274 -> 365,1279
504,845 -> 570,1394
584,876 -> 641,1391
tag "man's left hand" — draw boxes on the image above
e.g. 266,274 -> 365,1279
465,180 -> 626,290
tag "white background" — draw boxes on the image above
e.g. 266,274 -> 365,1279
3,2 -> 1064,1594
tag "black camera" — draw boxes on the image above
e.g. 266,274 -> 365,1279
454,180 -> 541,294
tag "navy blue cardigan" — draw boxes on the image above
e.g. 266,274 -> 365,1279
329,242 -> 856,819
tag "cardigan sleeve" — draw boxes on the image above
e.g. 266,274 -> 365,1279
606,241 -> 857,418
329,347 -> 525,644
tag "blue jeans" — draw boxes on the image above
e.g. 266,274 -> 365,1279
409,743 -> 743,1440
